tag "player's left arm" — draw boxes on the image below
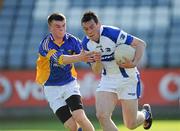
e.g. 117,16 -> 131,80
119,37 -> 146,68
116,29 -> 146,68
130,36 -> 146,67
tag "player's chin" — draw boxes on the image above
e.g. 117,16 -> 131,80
90,36 -> 97,41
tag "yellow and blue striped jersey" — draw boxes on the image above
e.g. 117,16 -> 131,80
36,33 -> 82,86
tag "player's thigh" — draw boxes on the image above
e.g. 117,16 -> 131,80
44,86 -> 67,113
66,95 -> 83,111
96,91 -> 118,116
121,99 -> 138,123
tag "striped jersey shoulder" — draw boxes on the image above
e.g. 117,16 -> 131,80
65,33 -> 81,43
81,36 -> 90,51
101,25 -> 121,43
102,25 -> 134,45
102,25 -> 120,31
39,34 -> 52,52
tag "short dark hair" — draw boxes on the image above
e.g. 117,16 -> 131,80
47,13 -> 66,25
81,11 -> 99,24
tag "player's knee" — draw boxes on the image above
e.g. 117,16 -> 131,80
72,109 -> 86,123
96,111 -> 110,121
64,120 -> 78,131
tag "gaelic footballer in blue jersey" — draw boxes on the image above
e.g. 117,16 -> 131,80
36,13 -> 95,131
81,11 -> 152,130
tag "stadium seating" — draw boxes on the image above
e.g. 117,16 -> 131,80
0,0 -> 179,69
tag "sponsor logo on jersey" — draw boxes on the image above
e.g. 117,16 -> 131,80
120,34 -> 125,40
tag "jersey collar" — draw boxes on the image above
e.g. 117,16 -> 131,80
49,33 -> 68,47
100,25 -> 104,35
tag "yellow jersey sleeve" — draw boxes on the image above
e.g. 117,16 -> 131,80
36,54 -> 50,85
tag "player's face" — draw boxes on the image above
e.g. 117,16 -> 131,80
49,20 -> 66,40
82,19 -> 100,42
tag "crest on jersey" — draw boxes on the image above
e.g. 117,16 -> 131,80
120,33 -> 125,40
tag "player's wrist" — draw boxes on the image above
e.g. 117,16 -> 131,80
132,59 -> 138,67
76,54 -> 82,62
95,61 -> 101,64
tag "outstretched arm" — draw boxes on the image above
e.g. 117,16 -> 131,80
59,50 -> 94,64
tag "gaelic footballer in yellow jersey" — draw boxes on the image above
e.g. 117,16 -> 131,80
35,13 -> 95,131
36,33 -> 80,86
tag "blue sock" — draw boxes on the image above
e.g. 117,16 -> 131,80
78,127 -> 82,131
142,110 -> 150,120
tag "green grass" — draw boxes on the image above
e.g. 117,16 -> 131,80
0,118 -> 179,131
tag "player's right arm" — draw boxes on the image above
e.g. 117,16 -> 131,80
59,37 -> 94,64
58,50 -> 94,64
45,48 -> 94,65
39,37 -> 94,65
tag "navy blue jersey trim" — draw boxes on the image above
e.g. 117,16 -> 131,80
103,68 -> 106,75
119,67 -> 129,78
136,74 -> 141,98
101,52 -> 114,61
125,34 -> 134,45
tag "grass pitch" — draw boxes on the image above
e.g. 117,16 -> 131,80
0,118 -> 179,131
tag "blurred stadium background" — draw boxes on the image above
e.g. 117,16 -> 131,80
0,0 -> 179,130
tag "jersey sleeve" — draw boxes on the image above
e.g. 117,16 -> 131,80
116,29 -> 134,45
74,38 -> 82,54
38,38 -> 49,57
101,26 -> 133,45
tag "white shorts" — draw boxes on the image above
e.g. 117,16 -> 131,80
97,74 -> 141,99
44,80 -> 81,113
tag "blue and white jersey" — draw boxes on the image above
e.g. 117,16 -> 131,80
82,25 -> 139,77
